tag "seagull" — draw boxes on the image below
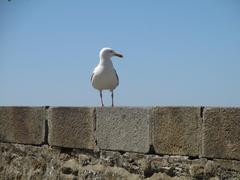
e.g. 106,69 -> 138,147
91,47 -> 123,107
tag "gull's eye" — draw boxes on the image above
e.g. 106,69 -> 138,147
110,50 -> 113,53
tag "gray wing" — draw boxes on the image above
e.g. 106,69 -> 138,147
114,69 -> 119,86
90,73 -> 94,82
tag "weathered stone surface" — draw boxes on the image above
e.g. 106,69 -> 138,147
0,143 -> 61,180
0,107 -> 46,145
147,173 -> 191,180
48,107 -> 96,150
96,107 -> 151,153
189,164 -> 205,179
1,142 -> 240,179
78,164 -> 140,180
202,108 -> 240,160
152,107 -> 201,156
61,159 -> 79,176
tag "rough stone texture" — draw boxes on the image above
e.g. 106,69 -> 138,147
0,107 -> 46,145
48,107 -> 96,150
203,107 -> 240,160
96,107 -> 151,153
152,107 -> 201,156
0,143 -> 62,180
1,142 -> 240,180
1,106 -> 240,179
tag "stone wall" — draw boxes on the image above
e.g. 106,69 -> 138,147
0,106 -> 240,179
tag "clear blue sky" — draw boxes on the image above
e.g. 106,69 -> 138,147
1,0 -> 240,106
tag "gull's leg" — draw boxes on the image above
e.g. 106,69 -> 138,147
111,91 -> 114,107
100,90 -> 104,107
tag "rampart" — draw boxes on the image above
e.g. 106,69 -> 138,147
0,107 -> 240,179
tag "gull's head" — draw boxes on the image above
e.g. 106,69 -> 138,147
99,47 -> 123,60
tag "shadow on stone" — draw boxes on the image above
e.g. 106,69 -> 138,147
60,147 -> 73,154
148,144 -> 156,154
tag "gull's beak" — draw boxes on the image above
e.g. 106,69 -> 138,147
113,52 -> 123,58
